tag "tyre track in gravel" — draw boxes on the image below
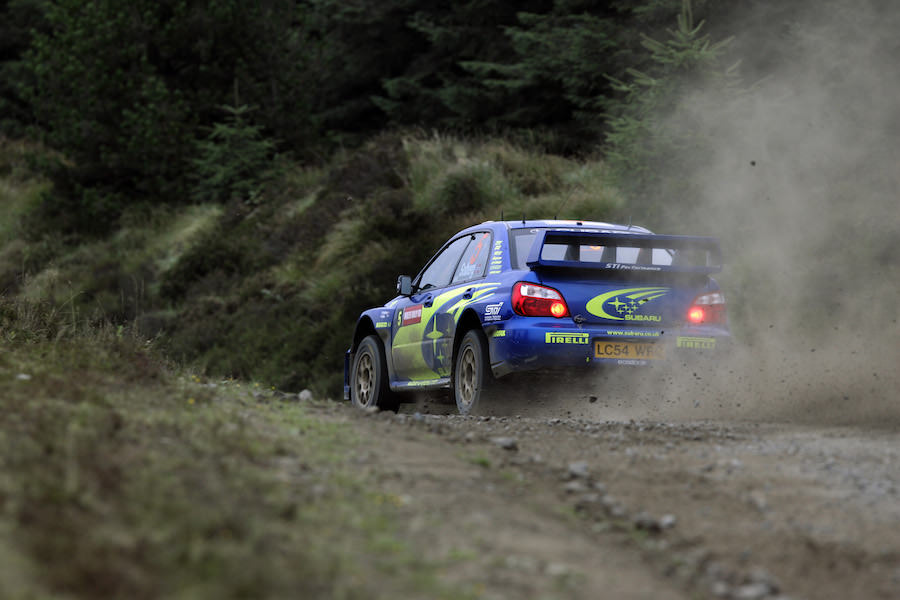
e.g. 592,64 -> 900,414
333,394 -> 900,600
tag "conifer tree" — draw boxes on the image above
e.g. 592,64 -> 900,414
191,104 -> 276,205
603,0 -> 740,223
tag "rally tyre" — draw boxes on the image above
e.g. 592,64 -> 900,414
350,335 -> 398,412
453,329 -> 492,416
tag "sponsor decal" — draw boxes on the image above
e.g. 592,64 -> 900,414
469,233 -> 489,265
375,321 -> 390,328
530,228 -> 603,233
676,336 -> 716,349
455,261 -> 480,280
401,380 -> 445,388
483,302 -> 504,322
492,329 -> 506,337
488,240 -> 504,274
545,332 -> 590,345
586,287 -> 670,322
605,330 -> 661,338
605,264 -> 662,272
401,304 -> 423,326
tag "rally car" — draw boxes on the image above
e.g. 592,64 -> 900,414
344,219 -> 729,414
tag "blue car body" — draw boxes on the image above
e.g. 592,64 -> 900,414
344,219 -> 729,404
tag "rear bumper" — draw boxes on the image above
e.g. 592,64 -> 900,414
486,318 -> 729,378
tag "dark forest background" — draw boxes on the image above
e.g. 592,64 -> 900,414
2,0 -> 896,393
1,0 -> 755,227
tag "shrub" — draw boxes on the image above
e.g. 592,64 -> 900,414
191,105 -> 277,205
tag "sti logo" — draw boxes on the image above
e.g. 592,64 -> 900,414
401,305 -> 423,326
483,302 -> 503,321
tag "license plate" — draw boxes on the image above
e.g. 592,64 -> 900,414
594,341 -> 664,360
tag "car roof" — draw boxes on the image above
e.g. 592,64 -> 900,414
458,219 -> 653,235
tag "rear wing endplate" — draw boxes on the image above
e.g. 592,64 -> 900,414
525,230 -> 723,274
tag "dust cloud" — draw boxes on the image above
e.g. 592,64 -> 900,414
548,1 -> 900,426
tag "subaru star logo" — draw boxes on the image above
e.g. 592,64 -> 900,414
585,287 -> 669,322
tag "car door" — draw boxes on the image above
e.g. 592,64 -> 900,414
391,235 -> 470,383
391,232 -> 493,383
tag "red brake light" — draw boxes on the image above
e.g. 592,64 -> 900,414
687,292 -> 726,325
687,307 -> 705,324
512,282 -> 570,318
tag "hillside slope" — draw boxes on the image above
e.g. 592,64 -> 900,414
1,134 -> 623,395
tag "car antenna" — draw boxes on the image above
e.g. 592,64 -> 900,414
500,209 -> 504,221
627,215 -> 633,230
521,212 -> 526,225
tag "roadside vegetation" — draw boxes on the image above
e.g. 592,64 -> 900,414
1,132 -> 627,395
0,297 -> 471,599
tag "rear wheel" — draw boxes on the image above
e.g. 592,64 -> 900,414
453,329 -> 492,415
350,335 -> 398,411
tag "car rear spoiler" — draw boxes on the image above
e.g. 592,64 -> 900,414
525,230 -> 723,274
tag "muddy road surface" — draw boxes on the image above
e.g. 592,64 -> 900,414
326,363 -> 900,600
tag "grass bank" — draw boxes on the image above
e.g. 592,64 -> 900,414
0,300 -> 465,599
0,132 -> 624,396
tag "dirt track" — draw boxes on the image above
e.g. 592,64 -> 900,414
323,364 -> 900,600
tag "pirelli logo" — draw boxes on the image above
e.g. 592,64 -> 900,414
676,336 -> 716,349
545,332 -> 590,345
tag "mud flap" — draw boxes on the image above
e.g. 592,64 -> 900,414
343,349 -> 351,400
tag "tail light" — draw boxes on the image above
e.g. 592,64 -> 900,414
512,282 -> 569,318
687,291 -> 727,325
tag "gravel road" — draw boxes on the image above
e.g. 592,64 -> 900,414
324,358 -> 900,599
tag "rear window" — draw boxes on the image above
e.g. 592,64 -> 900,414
510,229 -> 674,269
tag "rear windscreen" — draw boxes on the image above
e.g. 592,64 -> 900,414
510,229 -> 675,269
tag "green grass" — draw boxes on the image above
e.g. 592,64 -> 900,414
0,302 -> 467,599
0,131 -> 626,397
403,133 -> 622,222
0,178 -> 46,244
464,452 -> 492,469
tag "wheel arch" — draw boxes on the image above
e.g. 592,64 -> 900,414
453,308 -> 486,366
351,316 -> 398,385
351,316 -> 378,353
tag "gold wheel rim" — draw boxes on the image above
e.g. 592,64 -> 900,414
355,351 -> 374,406
458,345 -> 477,408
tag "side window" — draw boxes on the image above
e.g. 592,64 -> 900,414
510,231 -> 537,269
417,236 -> 470,291
452,232 -> 492,284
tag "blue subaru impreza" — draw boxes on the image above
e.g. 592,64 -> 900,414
344,219 -> 729,414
